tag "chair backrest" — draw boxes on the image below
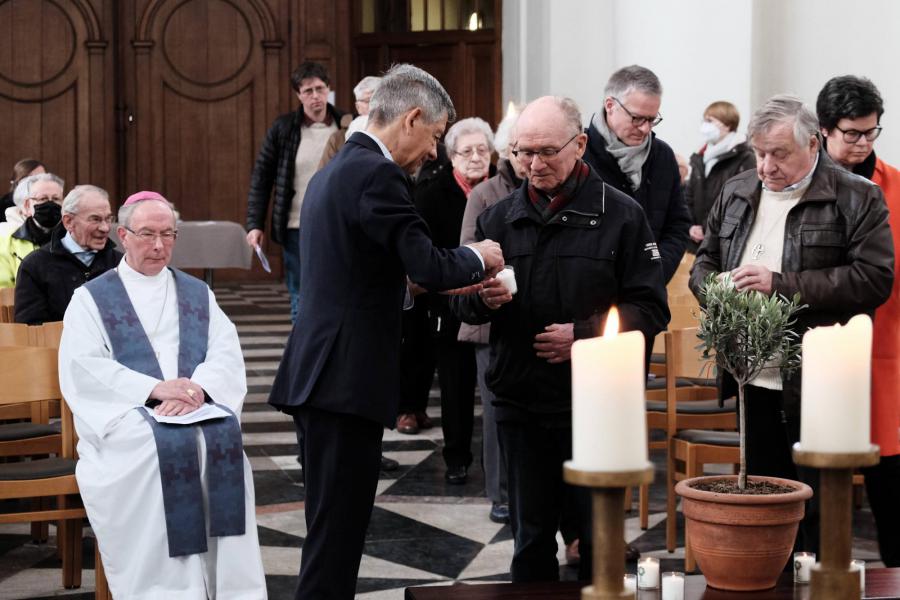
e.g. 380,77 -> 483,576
0,287 -> 15,323
651,304 -> 701,355
666,327 -> 714,381
0,322 -> 31,346
0,346 -> 62,406
31,321 -> 64,348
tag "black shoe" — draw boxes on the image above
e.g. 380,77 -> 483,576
445,465 -> 467,485
625,541 -> 640,561
489,502 -> 510,524
380,455 -> 399,471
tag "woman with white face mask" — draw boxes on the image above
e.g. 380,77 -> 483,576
684,101 -> 756,251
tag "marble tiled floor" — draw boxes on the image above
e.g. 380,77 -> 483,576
0,282 -> 884,599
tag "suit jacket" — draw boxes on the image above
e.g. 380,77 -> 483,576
268,132 -> 485,427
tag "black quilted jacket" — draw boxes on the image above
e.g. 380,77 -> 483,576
245,103 -> 345,245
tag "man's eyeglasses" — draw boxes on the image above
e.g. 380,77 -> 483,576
834,124 -> 882,144
124,227 -> 177,244
85,215 -> 116,225
613,97 -> 663,128
299,85 -> 328,99
28,195 -> 63,205
454,145 -> 491,159
511,134 -> 579,162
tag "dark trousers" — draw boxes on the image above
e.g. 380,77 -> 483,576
398,303 -> 434,415
743,385 -> 819,554
862,454 -> 900,567
292,406 -> 383,600
498,417 -> 593,582
436,337 -> 476,469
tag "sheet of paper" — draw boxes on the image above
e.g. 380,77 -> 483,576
254,244 -> 272,273
143,403 -> 231,425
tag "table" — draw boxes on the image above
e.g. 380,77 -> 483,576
405,569 -> 900,599
110,221 -> 252,286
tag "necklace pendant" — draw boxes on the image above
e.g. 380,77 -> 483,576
751,243 -> 764,260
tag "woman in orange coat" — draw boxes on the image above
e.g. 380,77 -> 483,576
818,75 -> 900,567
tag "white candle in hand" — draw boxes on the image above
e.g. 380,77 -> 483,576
571,308 -> 648,471
800,314 -> 873,453
495,265 -> 517,295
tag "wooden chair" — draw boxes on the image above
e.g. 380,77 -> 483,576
0,346 -> 86,589
0,287 -> 13,323
641,328 -> 736,533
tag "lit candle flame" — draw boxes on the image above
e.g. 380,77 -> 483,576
603,307 -> 619,338
505,101 -> 518,119
468,12 -> 480,31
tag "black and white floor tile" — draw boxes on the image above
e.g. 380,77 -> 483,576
0,282 -> 884,599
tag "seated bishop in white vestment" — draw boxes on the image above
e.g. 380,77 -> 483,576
58,192 -> 267,600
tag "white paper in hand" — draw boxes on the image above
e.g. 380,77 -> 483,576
254,245 -> 272,273
143,403 -> 232,425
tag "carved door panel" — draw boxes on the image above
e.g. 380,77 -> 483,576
119,0 -> 288,279
0,0 -> 115,196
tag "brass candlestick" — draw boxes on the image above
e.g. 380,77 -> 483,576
564,461 -> 654,600
792,443 -> 879,600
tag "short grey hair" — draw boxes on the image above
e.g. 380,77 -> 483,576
604,65 -> 663,100
556,96 -> 584,138
748,94 -> 820,148
353,76 -> 382,100
62,185 -> 109,216
368,64 -> 456,127
118,199 -> 176,230
13,173 -> 65,209
445,117 -> 494,155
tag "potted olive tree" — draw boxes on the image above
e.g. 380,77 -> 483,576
674,274 -> 813,591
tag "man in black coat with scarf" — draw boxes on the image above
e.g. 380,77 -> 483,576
583,65 -> 691,283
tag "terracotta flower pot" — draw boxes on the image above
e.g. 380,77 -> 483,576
675,475 -> 813,591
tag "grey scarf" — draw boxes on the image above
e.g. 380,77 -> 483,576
591,112 -> 652,191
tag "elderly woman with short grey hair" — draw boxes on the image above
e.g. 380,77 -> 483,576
395,117 -> 496,486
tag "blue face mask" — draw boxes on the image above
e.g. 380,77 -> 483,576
700,120 -> 722,144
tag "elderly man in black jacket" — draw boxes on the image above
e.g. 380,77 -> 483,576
583,65 -> 690,283
690,94 -> 894,555
15,184 -> 121,324
245,61 -> 346,322
454,96 -> 669,583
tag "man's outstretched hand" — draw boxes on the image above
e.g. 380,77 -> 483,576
470,239 -> 504,277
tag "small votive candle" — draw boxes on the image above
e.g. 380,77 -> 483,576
661,572 -> 685,600
851,559 -> 866,592
623,574 -> 637,593
495,265 -> 517,295
794,552 -> 815,584
638,557 -> 660,589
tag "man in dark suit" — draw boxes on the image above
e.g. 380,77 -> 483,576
268,64 -> 505,600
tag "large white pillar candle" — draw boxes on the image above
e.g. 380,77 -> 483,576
571,308 -> 648,471
800,314 -> 873,453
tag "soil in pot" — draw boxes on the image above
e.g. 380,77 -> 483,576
691,479 -> 796,495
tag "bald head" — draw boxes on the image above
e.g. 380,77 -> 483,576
514,96 -> 587,193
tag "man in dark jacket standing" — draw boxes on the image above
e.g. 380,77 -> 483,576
583,65 -> 690,282
245,61 -> 345,322
268,64 -> 504,600
690,94 -> 894,555
454,96 -> 669,583
15,184 -> 121,324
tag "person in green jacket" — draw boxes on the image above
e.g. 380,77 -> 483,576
0,173 -> 64,288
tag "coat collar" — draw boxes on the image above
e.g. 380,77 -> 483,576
730,150 -> 843,205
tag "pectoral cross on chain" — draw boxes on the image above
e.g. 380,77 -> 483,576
751,243 -> 764,260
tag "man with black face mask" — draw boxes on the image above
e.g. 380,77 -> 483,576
0,173 -> 64,288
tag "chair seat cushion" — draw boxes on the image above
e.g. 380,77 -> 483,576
674,429 -> 740,446
646,398 -> 737,415
650,353 -> 665,364
646,377 -> 693,390
0,422 -> 61,442
0,457 -> 77,481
